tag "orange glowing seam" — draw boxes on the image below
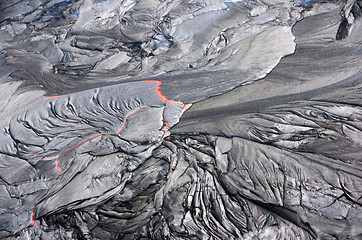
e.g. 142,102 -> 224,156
17,64 -> 58,94
0,98 -> 48,123
42,106 -> 145,161
0,80 -> 176,123
16,65 -> 39,84
179,104 -> 192,118
31,209 -> 55,239
153,80 -> 183,104
41,106 -> 146,190
161,121 -> 169,132
54,159 -> 62,172
152,80 -> 190,137
7,80 -> 189,232
40,81 -> 185,161
7,80 -> 189,193
30,210 -> 40,229
0,95 -> 64,124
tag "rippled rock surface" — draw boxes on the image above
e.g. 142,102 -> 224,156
0,0 -> 361,239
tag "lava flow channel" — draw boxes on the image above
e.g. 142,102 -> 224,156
34,80 -> 189,184
7,80 -> 191,228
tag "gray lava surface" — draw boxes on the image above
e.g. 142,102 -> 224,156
0,0 -> 361,239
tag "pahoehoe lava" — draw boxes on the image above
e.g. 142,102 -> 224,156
0,0 -> 361,239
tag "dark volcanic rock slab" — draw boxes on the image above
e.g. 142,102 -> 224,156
0,0 -> 361,239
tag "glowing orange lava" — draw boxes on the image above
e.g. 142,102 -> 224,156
5,80 -> 190,195
16,64 -> 58,94
30,210 -> 40,229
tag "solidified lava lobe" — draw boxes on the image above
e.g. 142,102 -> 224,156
0,80 -> 190,235
0,0 -> 361,239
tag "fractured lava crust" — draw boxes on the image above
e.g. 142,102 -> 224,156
0,80 -> 188,238
0,0 -> 361,239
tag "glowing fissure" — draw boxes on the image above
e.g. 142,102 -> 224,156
30,210 -> 40,229
37,81 -> 188,186
16,64 -> 58,94
179,104 -> 192,118
0,98 -> 49,123
153,80 -> 183,104
5,80 -> 190,230
152,80 -> 191,137
0,96 -> 65,123
42,106 -> 145,161
0,64 -> 62,124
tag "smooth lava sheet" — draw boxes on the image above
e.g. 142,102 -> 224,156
0,0 -> 361,239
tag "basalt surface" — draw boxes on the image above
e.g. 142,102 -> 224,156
0,0 -> 361,239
